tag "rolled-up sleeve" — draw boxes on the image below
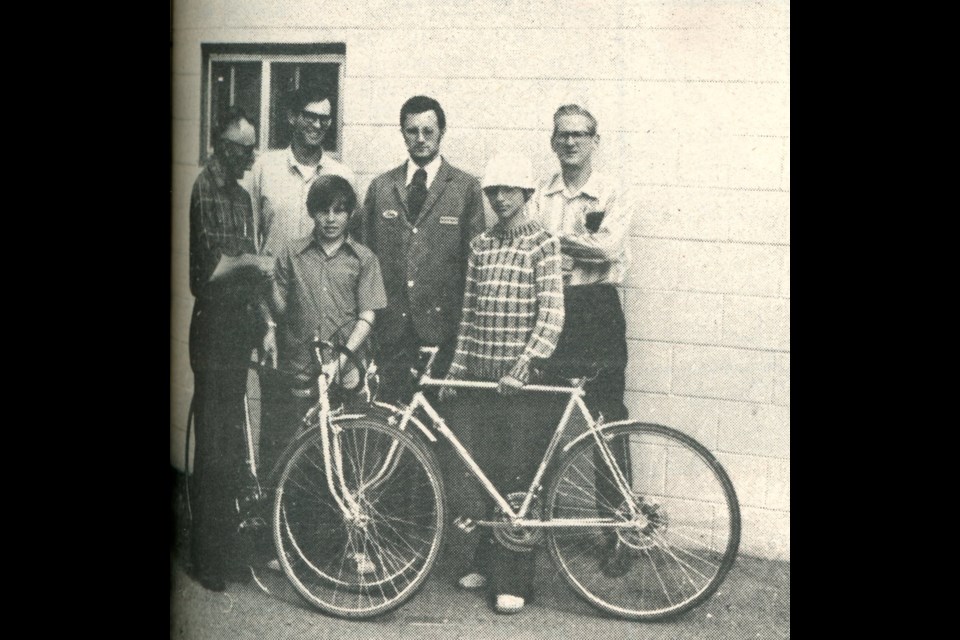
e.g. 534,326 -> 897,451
559,186 -> 631,263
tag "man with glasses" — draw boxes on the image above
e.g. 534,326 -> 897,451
187,109 -> 275,591
248,85 -> 357,498
358,95 -> 485,402
528,104 -> 635,577
248,84 -> 357,258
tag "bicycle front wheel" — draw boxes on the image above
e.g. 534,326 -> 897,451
273,416 -> 445,619
545,422 -> 740,621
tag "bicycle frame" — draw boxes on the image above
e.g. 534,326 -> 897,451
393,348 -> 642,529
240,345 -> 641,532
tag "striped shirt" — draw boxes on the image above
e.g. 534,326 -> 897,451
528,170 -> 631,287
447,219 -> 565,383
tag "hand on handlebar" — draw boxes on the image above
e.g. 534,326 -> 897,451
438,376 -> 458,402
497,374 -> 524,396
322,359 -> 341,383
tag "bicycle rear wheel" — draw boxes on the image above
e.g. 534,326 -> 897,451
273,416 -> 445,619
545,422 -> 740,621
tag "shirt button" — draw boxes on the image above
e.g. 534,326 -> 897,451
412,228 -> 418,234
408,280 -> 415,288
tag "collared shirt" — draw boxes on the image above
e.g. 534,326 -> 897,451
274,234 -> 387,379
447,219 -> 565,384
404,154 -> 443,190
528,170 -> 631,287
189,155 -> 256,300
247,147 -> 357,257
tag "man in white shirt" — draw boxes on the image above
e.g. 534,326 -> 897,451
528,104 -> 634,577
248,85 -> 357,505
247,84 -> 357,258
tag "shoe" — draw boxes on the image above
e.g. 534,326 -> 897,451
195,573 -> 227,592
457,572 -> 487,590
354,553 -> 376,576
227,565 -> 252,584
494,594 -> 525,614
599,540 -> 633,578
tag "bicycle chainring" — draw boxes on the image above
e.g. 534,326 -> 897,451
492,492 -> 544,552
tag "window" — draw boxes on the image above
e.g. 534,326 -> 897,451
200,43 -> 346,163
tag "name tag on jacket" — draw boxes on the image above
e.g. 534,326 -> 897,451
439,216 -> 459,225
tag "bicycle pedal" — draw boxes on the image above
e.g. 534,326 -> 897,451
454,516 -> 477,533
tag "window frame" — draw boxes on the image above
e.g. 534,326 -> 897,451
199,43 -> 347,165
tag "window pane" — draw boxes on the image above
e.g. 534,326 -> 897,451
269,63 -> 340,151
210,61 -> 262,145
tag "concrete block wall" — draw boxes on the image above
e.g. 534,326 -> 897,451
171,0 -> 790,561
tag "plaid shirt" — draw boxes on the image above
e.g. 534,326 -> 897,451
189,155 -> 257,300
447,220 -> 564,383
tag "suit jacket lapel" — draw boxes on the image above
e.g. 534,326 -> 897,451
416,160 -> 451,224
391,165 -> 409,219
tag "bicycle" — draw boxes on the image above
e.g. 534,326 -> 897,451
256,344 -> 741,621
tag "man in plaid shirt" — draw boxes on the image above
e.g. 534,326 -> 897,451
188,110 -> 274,592
440,152 -> 563,614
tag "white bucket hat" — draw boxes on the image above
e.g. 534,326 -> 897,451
482,152 -> 535,190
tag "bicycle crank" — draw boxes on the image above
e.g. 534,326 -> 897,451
491,492 -> 544,552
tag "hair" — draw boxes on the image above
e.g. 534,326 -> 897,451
285,83 -> 333,115
306,174 -> 357,215
400,95 -> 446,132
552,104 -> 598,136
213,107 -> 253,153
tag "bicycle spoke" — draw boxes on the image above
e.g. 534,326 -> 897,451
643,546 -> 675,607
273,418 -> 444,618
545,424 -> 739,620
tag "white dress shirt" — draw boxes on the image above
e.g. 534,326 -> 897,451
405,154 -> 443,190
246,147 -> 357,256
528,170 -> 631,287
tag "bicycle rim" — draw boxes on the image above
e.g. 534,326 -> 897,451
273,417 -> 445,619
546,423 -> 740,620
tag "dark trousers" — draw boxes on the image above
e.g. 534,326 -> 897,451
189,365 -> 251,580
446,389 -> 554,600
258,370 -> 315,481
375,321 -> 455,405
188,297 -> 256,579
548,284 -> 631,540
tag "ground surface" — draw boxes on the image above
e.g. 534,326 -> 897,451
170,473 -> 789,639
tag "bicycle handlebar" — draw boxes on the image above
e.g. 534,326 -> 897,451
252,339 -> 368,391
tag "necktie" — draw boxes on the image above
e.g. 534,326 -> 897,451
407,168 -> 428,223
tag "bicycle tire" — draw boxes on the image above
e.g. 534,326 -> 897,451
545,422 -> 740,621
272,416 -> 445,619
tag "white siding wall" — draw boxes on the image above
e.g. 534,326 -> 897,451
171,0 -> 790,561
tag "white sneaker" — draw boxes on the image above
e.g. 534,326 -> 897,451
354,553 -> 376,575
457,572 -> 487,590
266,558 -> 281,572
495,594 -> 525,613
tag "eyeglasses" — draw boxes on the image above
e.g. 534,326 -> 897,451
553,130 -> 595,142
300,110 -> 333,126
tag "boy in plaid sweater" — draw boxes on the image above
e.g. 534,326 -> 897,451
440,152 -> 564,614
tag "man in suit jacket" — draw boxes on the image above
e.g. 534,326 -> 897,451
359,95 -> 486,402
